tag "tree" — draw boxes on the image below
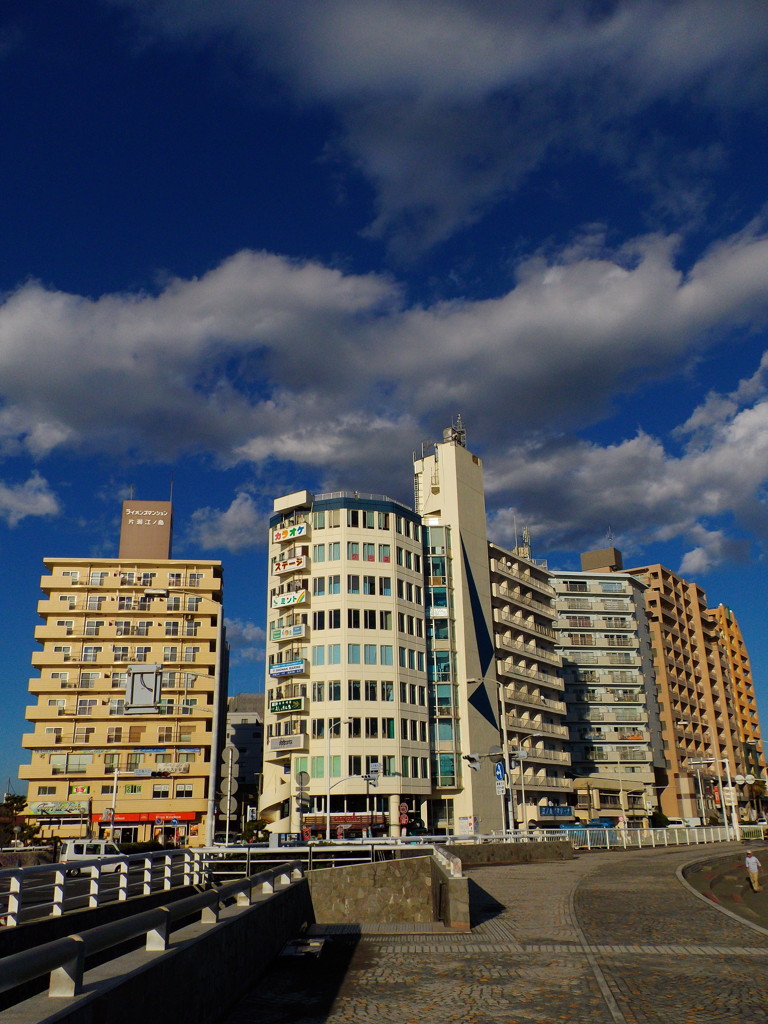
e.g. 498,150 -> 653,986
0,794 -> 40,847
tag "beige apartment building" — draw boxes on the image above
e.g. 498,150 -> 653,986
712,604 -> 766,814
19,501 -> 227,847
625,563 -> 744,823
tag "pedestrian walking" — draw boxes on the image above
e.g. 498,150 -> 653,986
745,849 -> 762,891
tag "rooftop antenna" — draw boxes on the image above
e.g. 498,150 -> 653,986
169,473 -> 174,503
607,526 -> 614,544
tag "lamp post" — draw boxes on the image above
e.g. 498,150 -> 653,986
509,733 -> 544,831
325,718 -> 351,841
690,758 -> 730,839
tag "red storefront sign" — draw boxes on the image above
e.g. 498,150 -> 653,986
90,811 -> 197,823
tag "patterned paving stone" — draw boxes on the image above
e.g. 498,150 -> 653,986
221,844 -> 768,1024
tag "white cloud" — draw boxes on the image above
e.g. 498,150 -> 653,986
187,492 -> 264,553
486,369 -> 768,571
111,0 -> 768,249
0,472 -> 60,527
223,617 -> 266,663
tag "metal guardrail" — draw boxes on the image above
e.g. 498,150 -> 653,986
0,848 -> 206,927
0,860 -> 303,1001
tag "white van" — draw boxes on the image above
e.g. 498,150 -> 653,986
59,839 -> 123,875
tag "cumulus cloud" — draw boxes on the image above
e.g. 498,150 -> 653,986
486,366 -> 768,572
0,472 -> 60,527
2,227 -> 768,482
111,0 -> 768,249
223,617 -> 266,664
187,492 -> 264,552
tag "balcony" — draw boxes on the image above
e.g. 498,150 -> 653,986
496,661 -> 565,690
496,635 -> 562,666
491,583 -> 554,618
504,688 -> 566,715
506,715 -> 569,739
489,558 -> 555,597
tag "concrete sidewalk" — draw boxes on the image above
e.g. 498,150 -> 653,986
223,843 -> 768,1024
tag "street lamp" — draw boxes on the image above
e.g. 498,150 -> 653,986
689,758 -> 734,839
325,718 -> 351,841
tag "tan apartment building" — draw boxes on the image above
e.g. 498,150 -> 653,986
625,563 -> 743,824
711,604 -> 766,816
19,501 -> 227,847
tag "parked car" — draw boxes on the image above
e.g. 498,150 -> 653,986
59,839 -> 122,876
586,818 -> 615,829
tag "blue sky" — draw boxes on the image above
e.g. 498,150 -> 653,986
3,1 -> 768,791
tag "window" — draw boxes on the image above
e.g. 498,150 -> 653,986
313,577 -> 325,597
79,672 -> 98,689
313,610 -> 325,630
163,646 -> 179,662
347,575 -> 360,594
176,784 -> 193,798
134,646 -> 150,662
328,574 -> 340,594
168,573 -> 182,586
363,543 -> 375,561
348,718 -> 361,738
401,719 -> 408,739
37,786 -> 57,796
364,644 -> 377,665
365,679 -> 377,701
379,576 -> 391,596
158,726 -> 173,742
399,647 -> 406,668
313,510 -> 325,529
363,609 -> 376,629
328,542 -> 340,561
348,755 -> 362,776
186,597 -> 201,612
113,646 -> 129,662
347,509 -> 359,527
82,646 -> 101,662
347,542 -> 359,561
363,510 -> 376,528
348,679 -> 361,700
328,680 -> 341,701
328,644 -> 341,665
73,726 -> 94,743
311,719 -> 325,738
313,544 -> 325,562
401,756 -> 409,778
328,609 -> 341,628
347,609 -> 360,628
76,698 -> 96,716
381,681 -> 394,701
379,610 -> 392,630
62,570 -> 80,582
363,575 -> 376,595
52,672 -> 69,688
152,784 -> 170,799
365,717 -> 378,738
312,645 -> 325,666
312,681 -> 325,701
348,644 -> 361,664
382,717 -> 395,739
89,571 -> 108,586
126,753 -> 143,769
396,547 -> 403,566
183,647 -> 199,662
165,621 -> 179,636
109,699 -> 126,715
380,645 -> 393,665
107,727 -> 122,743
84,620 -> 104,636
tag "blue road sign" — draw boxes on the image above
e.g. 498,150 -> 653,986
494,760 -> 505,781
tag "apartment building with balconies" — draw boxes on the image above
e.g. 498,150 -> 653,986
490,542 -> 572,827
551,553 -> 663,824
19,500 -> 226,846
625,562 -> 743,823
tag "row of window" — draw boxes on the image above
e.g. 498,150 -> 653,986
305,717 -> 427,741
60,570 -> 206,587
46,696 -> 198,718
52,644 -> 203,663
311,542 -> 392,563
307,644 -> 425,670
294,752 -> 429,779
57,594 -> 203,612
55,619 -> 202,637
48,750 -> 198,773
37,781 -> 196,798
308,509 -> 420,539
49,669 -> 208,691
302,680 -> 428,705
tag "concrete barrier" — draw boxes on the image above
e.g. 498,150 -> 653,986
445,840 -> 573,867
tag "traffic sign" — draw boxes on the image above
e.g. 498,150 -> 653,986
494,761 -> 505,781
495,780 -> 505,796
399,802 -> 408,814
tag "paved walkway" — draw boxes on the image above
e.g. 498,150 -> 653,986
223,843 -> 768,1024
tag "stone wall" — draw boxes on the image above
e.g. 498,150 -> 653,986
308,854 -> 437,924
445,840 -> 573,867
